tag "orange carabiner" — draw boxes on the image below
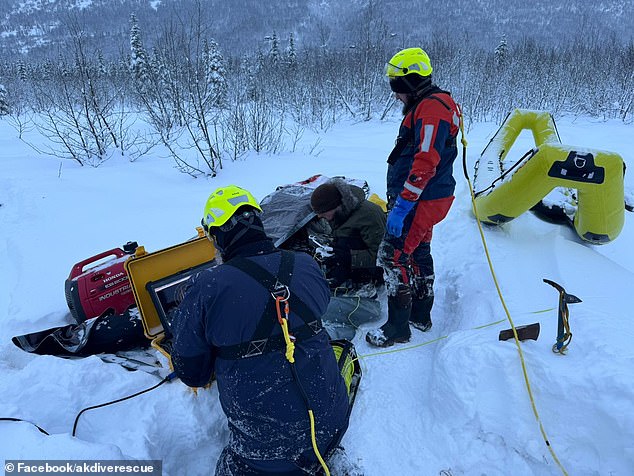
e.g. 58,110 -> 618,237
275,296 -> 285,325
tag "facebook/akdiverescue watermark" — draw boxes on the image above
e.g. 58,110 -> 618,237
4,460 -> 161,475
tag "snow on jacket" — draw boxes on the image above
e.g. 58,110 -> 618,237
386,88 -> 461,205
170,239 -> 350,466
329,179 -> 386,270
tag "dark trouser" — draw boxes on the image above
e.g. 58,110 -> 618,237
215,447 -> 307,476
215,418 -> 350,476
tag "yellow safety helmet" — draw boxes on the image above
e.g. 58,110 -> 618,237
201,185 -> 262,233
385,47 -> 433,78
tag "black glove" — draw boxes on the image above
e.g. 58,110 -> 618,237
325,244 -> 352,288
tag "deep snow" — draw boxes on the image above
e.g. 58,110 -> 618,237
1,114 -> 633,476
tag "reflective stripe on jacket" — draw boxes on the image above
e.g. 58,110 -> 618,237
387,91 -> 460,205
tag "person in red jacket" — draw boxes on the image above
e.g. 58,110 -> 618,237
366,47 -> 462,347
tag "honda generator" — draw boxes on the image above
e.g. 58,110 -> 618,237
65,242 -> 139,323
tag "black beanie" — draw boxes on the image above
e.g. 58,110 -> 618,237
311,183 -> 342,214
210,212 -> 268,255
389,74 -> 431,94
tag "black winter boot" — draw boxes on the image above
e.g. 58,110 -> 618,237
366,286 -> 412,347
410,296 -> 433,332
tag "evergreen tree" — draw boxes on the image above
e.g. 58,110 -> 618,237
97,50 -> 107,77
59,53 -> 71,79
203,39 -> 227,107
129,14 -> 148,84
42,59 -> 54,81
148,46 -> 167,92
0,83 -> 10,115
495,34 -> 508,66
245,53 -> 260,101
287,32 -> 297,66
269,31 -> 280,63
17,60 -> 27,82
147,45 -> 178,129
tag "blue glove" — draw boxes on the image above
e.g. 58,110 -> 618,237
386,197 -> 416,237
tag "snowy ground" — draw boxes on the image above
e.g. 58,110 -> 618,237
1,114 -> 633,476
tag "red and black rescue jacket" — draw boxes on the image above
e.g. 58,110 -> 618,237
386,87 -> 461,206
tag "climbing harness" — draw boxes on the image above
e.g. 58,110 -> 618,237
222,250 -> 361,476
217,252 -> 322,360
544,279 -> 582,354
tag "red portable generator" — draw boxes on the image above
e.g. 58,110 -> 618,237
65,242 -> 139,323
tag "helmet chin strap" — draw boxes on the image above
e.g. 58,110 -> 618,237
412,77 -> 433,97
223,211 -> 265,251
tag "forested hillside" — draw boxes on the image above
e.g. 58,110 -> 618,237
1,0 -> 633,57
0,0 -> 632,173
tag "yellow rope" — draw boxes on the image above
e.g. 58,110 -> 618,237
342,318 -> 507,377
275,296 -> 296,364
347,296 -> 362,328
553,301 -> 573,354
279,318 -> 296,364
308,409 -> 330,476
460,115 -> 569,475
342,308 -> 555,375
276,294 -> 329,474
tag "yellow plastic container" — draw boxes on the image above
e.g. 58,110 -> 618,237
124,229 -> 217,338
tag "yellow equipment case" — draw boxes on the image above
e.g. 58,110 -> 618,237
124,229 -> 217,341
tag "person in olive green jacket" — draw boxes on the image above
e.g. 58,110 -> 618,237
310,179 -> 386,291
310,178 -> 386,339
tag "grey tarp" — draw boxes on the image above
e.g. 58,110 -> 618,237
260,175 -> 370,248
260,184 -> 319,248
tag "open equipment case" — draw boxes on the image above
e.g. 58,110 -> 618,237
124,228 -> 218,358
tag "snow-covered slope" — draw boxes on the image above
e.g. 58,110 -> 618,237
0,116 -> 633,475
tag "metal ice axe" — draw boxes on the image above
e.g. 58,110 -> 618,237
543,279 -> 582,354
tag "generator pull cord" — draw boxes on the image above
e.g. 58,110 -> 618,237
72,371 -> 178,437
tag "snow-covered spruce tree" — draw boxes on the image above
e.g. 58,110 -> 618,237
16,60 -> 27,82
97,50 -> 108,77
244,52 -> 261,101
269,31 -> 280,63
203,39 -> 227,107
495,34 -> 508,66
128,14 -> 180,147
0,83 -> 10,116
37,58 -> 55,87
145,46 -> 179,136
129,14 -> 148,87
287,32 -> 297,67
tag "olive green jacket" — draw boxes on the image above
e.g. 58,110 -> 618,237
330,181 -> 386,270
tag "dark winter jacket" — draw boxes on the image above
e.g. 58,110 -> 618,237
170,238 -> 350,471
387,87 -> 461,206
329,180 -> 386,272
